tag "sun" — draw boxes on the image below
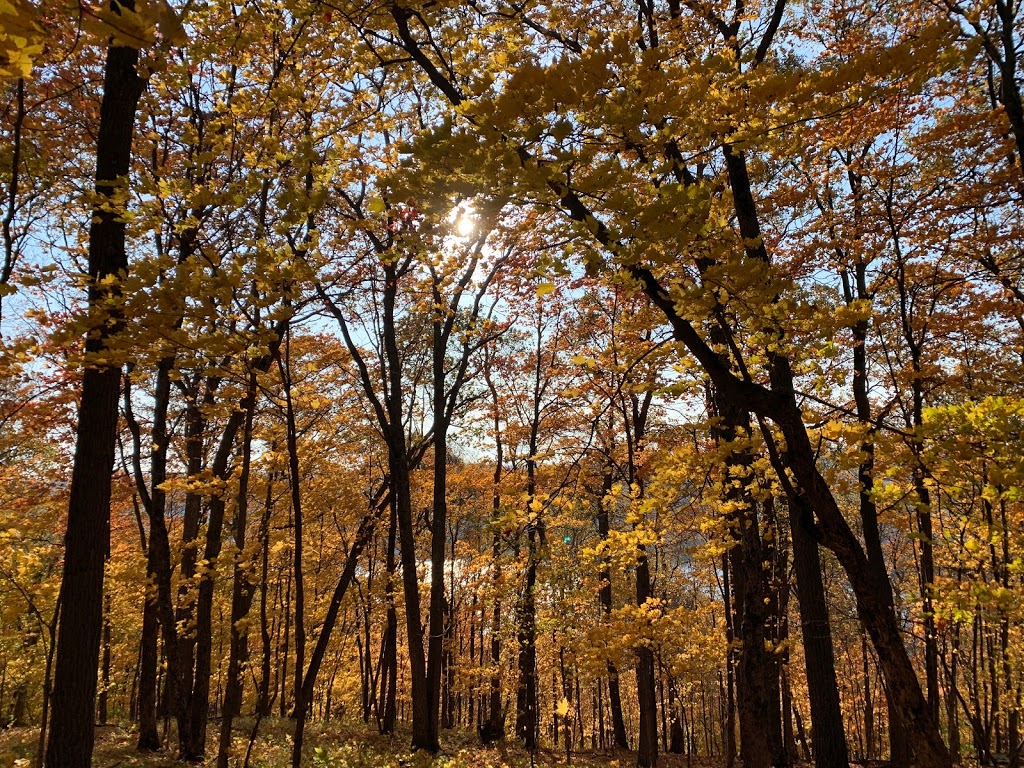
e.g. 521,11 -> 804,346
449,202 -> 477,238
455,214 -> 476,237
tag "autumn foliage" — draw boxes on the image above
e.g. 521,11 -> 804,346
2,0 -> 1024,766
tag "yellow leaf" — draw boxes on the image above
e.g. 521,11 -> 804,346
555,697 -> 570,718
535,282 -> 556,297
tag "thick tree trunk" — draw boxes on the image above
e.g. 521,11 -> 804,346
775,402 -> 951,768
45,35 -> 144,768
888,684 -> 912,768
668,677 -> 685,754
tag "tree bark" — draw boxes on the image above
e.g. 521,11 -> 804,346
379,500 -> 399,734
216,369 -> 259,768
45,33 -> 144,768
783,489 -> 850,768
597,467 -> 629,750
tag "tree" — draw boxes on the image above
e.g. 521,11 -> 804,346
44,22 -> 145,767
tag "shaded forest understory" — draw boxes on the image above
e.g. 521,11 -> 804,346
2,721 -> 734,768
0,720 -> 914,768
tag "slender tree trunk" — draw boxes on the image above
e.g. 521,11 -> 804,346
281,334 -> 309,768
291,504 -> 379,766
45,33 -> 144,768
186,398 -> 248,759
35,600 -> 60,768
784,490 -> 850,768
217,369 -> 259,768
626,388 -> 658,768
517,434 -> 541,750
865,632 -> 876,761
483,352 -> 505,742
426,299 -> 450,747
635,551 -> 658,768
174,397 -> 206,759
722,554 -> 737,768
98,591 -> 112,725
258,471 -> 276,717
280,550 -> 291,719
597,468 -> 629,750
947,625 -> 960,763
781,671 -> 797,764
135,356 -> 178,751
380,501 -> 398,734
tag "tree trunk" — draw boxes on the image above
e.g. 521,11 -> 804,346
888,683 -> 912,768
714,393 -> 782,768
379,501 -> 398,734
786,491 -> 850,768
186,401 -> 246,760
597,468 -> 629,751
722,554 -> 737,768
486,403 -> 504,741
217,370 -> 259,768
99,592 -> 112,725
136,356 -> 178,752
281,334 -> 308,768
136,597 -> 160,750
516,435 -> 540,750
636,550 -> 659,768
426,298 -> 450,748
45,34 -> 144,768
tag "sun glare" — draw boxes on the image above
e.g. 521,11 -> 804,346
449,203 -> 477,238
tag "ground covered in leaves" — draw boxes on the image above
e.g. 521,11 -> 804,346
0,720 -> 723,768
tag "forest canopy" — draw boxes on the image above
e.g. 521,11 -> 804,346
2,0 -> 1024,766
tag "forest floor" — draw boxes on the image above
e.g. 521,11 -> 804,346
0,719 -> 728,768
